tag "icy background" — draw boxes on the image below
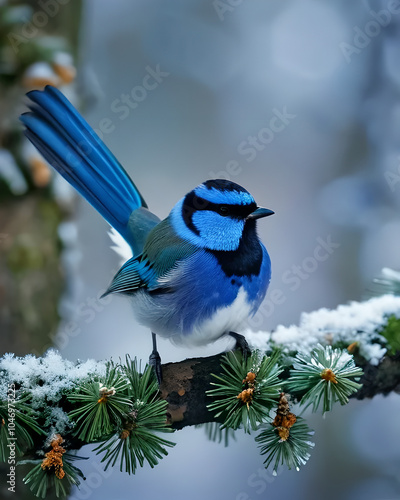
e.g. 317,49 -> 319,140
51,1 -> 400,499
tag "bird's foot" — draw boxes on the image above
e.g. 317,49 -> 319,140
229,331 -> 252,360
149,349 -> 163,385
149,332 -> 162,384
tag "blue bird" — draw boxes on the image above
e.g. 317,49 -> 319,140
20,85 -> 274,382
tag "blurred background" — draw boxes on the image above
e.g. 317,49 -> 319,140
1,0 -> 400,498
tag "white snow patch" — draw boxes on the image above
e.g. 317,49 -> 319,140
246,294 -> 400,365
46,406 -> 72,435
0,349 -> 107,407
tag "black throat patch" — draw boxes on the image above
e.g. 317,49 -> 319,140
208,220 -> 263,278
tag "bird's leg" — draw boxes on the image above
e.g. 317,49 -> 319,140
149,332 -> 163,384
228,331 -> 252,360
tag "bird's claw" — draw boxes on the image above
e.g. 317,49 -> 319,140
149,350 -> 163,385
229,331 -> 252,360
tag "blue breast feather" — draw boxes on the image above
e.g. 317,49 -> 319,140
150,246 -> 270,336
108,242 -> 271,336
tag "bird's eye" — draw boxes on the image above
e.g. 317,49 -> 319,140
218,205 -> 230,216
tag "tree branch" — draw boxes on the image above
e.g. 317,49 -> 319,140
354,352 -> 400,399
160,351 -> 400,429
160,354 -> 224,430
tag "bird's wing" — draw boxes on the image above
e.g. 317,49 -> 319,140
20,85 -> 158,254
103,217 -> 199,295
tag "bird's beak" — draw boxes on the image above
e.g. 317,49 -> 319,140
246,207 -> 274,220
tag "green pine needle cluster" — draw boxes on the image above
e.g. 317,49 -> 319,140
21,454 -> 86,499
0,395 -> 44,461
93,360 -> 175,475
123,356 -> 159,401
207,350 -> 283,433
287,344 -> 363,412
255,417 -> 315,474
94,413 -> 175,475
67,362 -> 132,442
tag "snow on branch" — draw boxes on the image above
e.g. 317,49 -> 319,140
246,293 -> 400,365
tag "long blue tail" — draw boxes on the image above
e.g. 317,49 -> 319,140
20,85 -> 146,245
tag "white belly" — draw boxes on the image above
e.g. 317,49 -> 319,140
131,286 -> 252,347
178,287 -> 252,346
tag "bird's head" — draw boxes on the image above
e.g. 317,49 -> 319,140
170,179 -> 274,251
